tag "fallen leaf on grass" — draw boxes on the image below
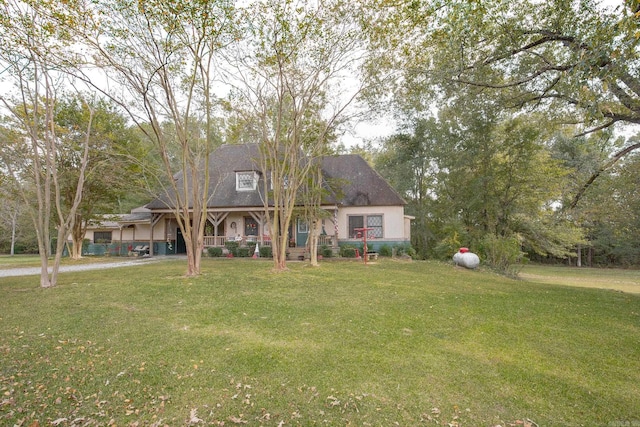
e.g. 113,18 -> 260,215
188,408 -> 202,425
228,415 -> 247,424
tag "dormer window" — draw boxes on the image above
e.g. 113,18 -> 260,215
236,171 -> 258,191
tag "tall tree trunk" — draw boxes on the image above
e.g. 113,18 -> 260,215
10,210 -> 17,256
309,219 -> 319,267
70,214 -> 84,260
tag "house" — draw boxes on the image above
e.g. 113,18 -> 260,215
79,144 -> 412,256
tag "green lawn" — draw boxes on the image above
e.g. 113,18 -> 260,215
0,255 -> 42,269
0,255 -> 129,269
1,259 -> 639,426
521,264 -> 640,294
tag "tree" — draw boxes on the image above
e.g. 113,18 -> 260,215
53,96 -> 148,259
227,0 -> 367,271
375,118 -> 439,259
0,177 -> 23,255
552,131 -> 640,265
376,89 -> 580,266
366,0 -> 640,207
371,0 -> 639,128
0,0 -> 93,287
82,0 -> 234,276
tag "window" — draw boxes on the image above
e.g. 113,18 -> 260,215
366,215 -> 383,238
236,171 -> 258,191
348,215 -> 383,239
297,219 -> 309,233
348,216 -> 363,238
94,231 -> 112,244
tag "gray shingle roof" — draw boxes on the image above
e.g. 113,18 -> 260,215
320,154 -> 406,206
146,144 -> 405,210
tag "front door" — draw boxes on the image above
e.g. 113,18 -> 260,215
296,218 -> 309,247
244,216 -> 258,237
176,227 -> 187,254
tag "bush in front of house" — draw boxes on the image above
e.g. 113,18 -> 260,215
259,245 -> 272,258
340,245 -> 357,258
208,247 -> 223,257
378,244 -> 392,257
225,241 -> 239,257
394,243 -> 417,259
247,243 -> 257,255
237,247 -> 251,257
319,245 -> 332,258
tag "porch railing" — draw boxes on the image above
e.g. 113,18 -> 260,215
318,235 -> 334,246
203,236 -> 228,247
202,234 -> 335,247
203,235 -> 271,247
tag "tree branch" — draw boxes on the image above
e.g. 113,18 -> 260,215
568,141 -> 640,209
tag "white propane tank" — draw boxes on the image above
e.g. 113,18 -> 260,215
453,247 -> 480,269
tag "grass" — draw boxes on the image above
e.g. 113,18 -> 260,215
1,258 -> 639,426
0,255 -> 129,269
520,264 -> 640,294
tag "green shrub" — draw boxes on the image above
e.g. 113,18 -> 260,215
259,245 -> 273,258
394,243 -> 417,259
432,230 -> 464,260
319,245 -> 332,258
378,244 -> 392,257
477,234 -> 527,277
207,247 -> 223,257
225,241 -> 239,256
236,247 -> 251,257
340,245 -> 357,258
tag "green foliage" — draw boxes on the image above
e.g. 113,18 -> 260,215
319,244 -> 332,258
393,243 -> 416,259
478,234 -> 527,277
237,247 -> 251,257
247,243 -> 257,255
225,241 -> 239,257
431,229 -> 465,260
259,245 -> 273,258
207,247 -> 224,257
378,244 -> 392,257
53,95 -> 148,216
340,245 -> 357,258
372,0 -> 640,131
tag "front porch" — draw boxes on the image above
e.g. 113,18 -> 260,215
202,234 -> 336,248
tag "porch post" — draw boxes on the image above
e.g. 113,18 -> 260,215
149,217 -> 154,256
333,208 -> 339,248
119,226 -> 124,256
149,213 -> 165,256
207,212 -> 229,246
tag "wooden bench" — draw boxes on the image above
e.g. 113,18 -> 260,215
365,252 -> 378,261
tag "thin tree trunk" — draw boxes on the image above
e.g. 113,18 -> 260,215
10,211 -> 16,256
309,219 -> 319,267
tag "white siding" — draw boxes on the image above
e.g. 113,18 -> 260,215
338,205 -> 407,241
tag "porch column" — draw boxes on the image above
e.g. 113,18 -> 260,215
150,213 -> 164,256
119,226 -> 124,256
333,208 -> 339,248
207,212 -> 229,246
